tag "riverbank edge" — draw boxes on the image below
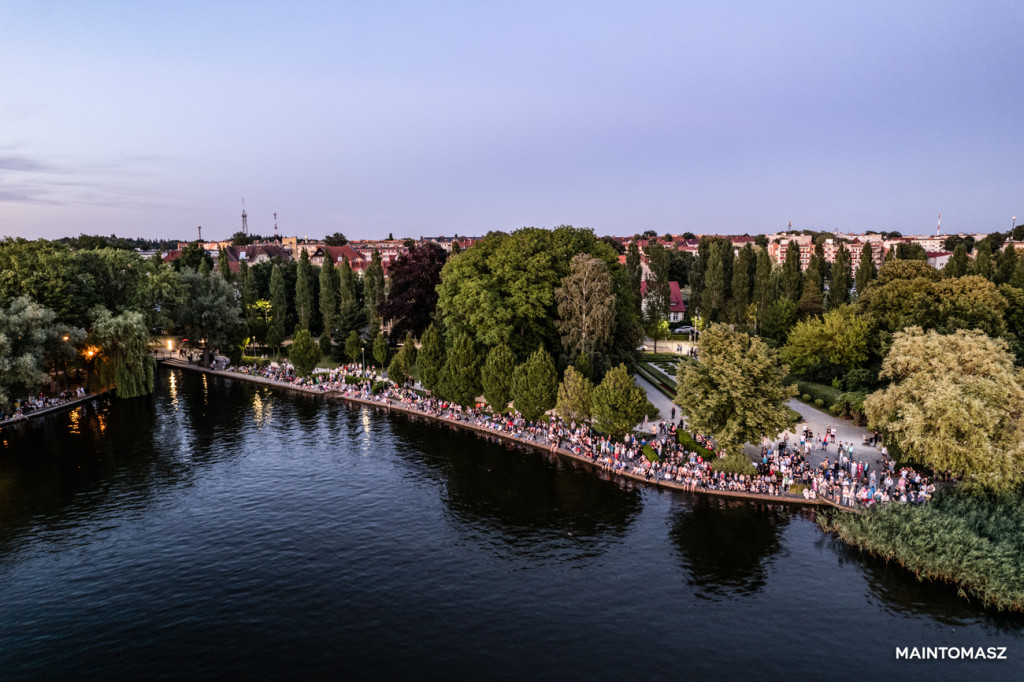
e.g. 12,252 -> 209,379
0,392 -> 107,430
160,358 -> 824,508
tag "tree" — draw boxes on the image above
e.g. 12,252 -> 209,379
0,297 -> 60,407
480,343 -> 515,412
864,328 -> 1024,492
971,243 -> 992,280
270,265 -> 288,345
379,242 -> 447,341
625,242 -> 642,298
996,244 -> 1018,285
345,330 -> 362,365
854,242 -> 877,295
555,366 -> 594,423
173,241 -> 213,273
230,231 -> 254,247
752,246 -> 773,328
289,327 -> 321,377
335,257 -> 364,336
387,332 -> 417,385
780,305 -> 870,382
174,271 -> 246,364
760,297 -> 798,347
797,264 -> 824,319
90,307 -> 155,399
324,232 -> 348,246
829,243 -> 852,309
417,323 -> 446,392
318,256 -> 337,336
667,249 -> 693,287
781,240 -> 802,302
730,243 -> 754,324
295,249 -> 313,330
944,243 -> 969,278
217,246 -> 233,281
591,363 -> 647,438
556,254 -> 616,364
511,345 -> 558,421
675,324 -> 794,453
363,250 -> 385,333
702,239 -> 727,322
438,332 -> 482,407
1011,254 -> 1024,290
690,238 -> 711,313
813,241 -> 828,290
372,330 -> 388,367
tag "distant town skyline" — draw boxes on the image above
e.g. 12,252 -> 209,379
2,1 -> 1021,241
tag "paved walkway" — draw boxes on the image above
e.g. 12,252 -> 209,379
633,372 -> 883,471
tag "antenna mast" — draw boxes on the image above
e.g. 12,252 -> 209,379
242,199 -> 248,236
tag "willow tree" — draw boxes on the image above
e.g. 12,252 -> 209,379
865,328 -> 1024,493
555,254 -> 616,366
91,307 -> 155,399
676,323 -> 794,453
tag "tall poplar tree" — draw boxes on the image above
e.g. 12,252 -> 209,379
829,243 -> 852,309
730,243 -> 754,323
855,242 -> 877,294
972,243 -> 993,280
814,241 -> 828,289
270,264 -> 287,344
217,246 -> 233,281
996,244 -> 1018,285
319,256 -> 337,336
625,242 -> 642,298
702,240 -> 727,322
295,249 -> 313,330
363,250 -> 385,333
782,240 -> 802,302
944,243 -> 969,279
752,246 -> 773,327
690,237 -> 712,315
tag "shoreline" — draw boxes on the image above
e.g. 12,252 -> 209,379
160,358 -> 825,508
0,392 -> 107,430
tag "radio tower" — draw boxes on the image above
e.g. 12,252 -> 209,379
241,199 -> 249,236
274,212 -> 278,238
937,213 -> 941,236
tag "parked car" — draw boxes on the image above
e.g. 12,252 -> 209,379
672,325 -> 695,334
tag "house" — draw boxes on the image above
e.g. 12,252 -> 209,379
639,280 -> 686,322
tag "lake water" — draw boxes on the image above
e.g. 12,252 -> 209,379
1,369 -> 1021,679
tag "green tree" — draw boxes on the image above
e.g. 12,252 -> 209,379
702,239 -> 727,322
335,256 -> 364,337
760,297 -> 798,347
480,343 -> 516,412
690,237 -> 711,313
813,241 -> 828,290
591,363 -> 647,438
387,332 -> 417,385
780,305 -> 870,382
854,242 -> 877,295
730,243 -> 755,324
324,232 -> 348,246
174,271 -> 246,364
752,246 -> 773,328
417,323 -> 446,392
625,242 -> 642,298
781,240 -> 803,302
363,250 -> 385,333
90,307 -> 155,399
675,323 -> 794,453
289,327 -> 321,377
270,265 -> 288,345
295,249 -> 313,330
864,328 -> 1024,492
944,243 -> 969,279
217,246 -> 233,281
972,243 -> 993,280
555,365 -> 594,423
372,330 -> 389,367
797,263 -> 824,319
1010,254 -> 1024,290
345,330 -> 362,365
439,332 -> 482,407
511,345 -> 558,421
319,256 -> 337,336
996,244 -> 1018,285
829,243 -> 852,309
0,297 -> 60,407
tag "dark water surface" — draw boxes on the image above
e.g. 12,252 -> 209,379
1,369 -> 1021,680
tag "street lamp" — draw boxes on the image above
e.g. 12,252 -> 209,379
62,335 -> 69,391
362,347 -> 365,375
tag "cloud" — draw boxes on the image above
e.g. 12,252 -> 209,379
0,154 -> 58,173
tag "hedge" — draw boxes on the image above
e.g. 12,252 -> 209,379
794,380 -> 843,408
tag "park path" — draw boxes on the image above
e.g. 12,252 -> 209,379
634,372 -> 883,470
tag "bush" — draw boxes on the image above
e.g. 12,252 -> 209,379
814,398 -> 824,408
370,380 -> 390,395
802,393 -> 811,402
789,483 -> 807,497
241,356 -> 272,368
642,444 -> 659,462
829,404 -> 843,416
710,452 -> 757,476
677,429 -> 716,457
795,380 -> 842,407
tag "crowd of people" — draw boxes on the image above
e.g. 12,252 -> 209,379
0,387 -> 88,423
219,360 -> 935,508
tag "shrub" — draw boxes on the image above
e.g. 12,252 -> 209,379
795,380 -> 842,407
829,404 -> 843,416
710,452 -> 757,476
370,380 -> 389,395
814,398 -> 824,408
789,483 -> 807,497
642,444 -> 659,462
241,356 -> 272,368
802,393 -> 811,402
677,429 -> 716,458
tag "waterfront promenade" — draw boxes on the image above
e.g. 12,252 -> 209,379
161,357 -> 826,508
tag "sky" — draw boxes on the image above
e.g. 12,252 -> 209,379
1,0 -> 1022,242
